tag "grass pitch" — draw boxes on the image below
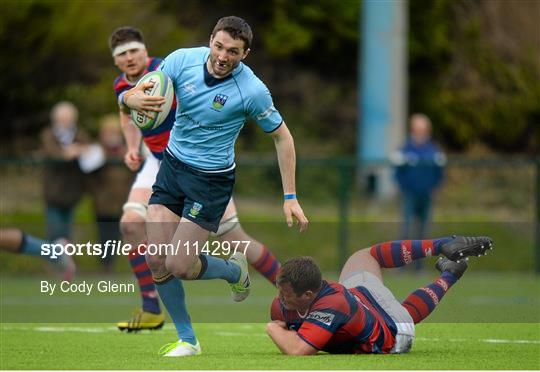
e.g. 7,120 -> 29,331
1,272 -> 539,370
2,322 -> 539,370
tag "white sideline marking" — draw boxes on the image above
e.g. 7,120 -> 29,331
482,338 -> 540,344
415,337 -> 540,345
1,325 -> 177,332
238,324 -> 257,330
34,326 -> 116,333
215,331 -> 266,337
2,295 -> 272,306
2,326 -> 539,345
0,325 -> 118,333
469,296 -> 539,305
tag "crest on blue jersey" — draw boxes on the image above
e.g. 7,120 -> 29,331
212,94 -> 228,110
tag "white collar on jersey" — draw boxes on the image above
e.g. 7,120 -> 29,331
296,308 -> 309,319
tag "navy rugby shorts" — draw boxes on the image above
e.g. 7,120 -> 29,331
149,150 -> 235,232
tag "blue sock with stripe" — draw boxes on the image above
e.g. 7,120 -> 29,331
20,233 -> 63,264
154,275 -> 196,345
19,233 -> 45,256
197,255 -> 240,283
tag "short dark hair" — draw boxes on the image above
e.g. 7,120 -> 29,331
109,26 -> 144,51
277,257 -> 322,296
211,16 -> 253,50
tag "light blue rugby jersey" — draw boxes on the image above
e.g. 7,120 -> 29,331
159,46 -> 283,171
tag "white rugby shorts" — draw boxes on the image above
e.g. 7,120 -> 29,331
131,153 -> 160,190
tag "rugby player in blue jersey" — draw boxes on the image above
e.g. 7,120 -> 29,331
121,17 -> 308,356
110,26 -> 286,333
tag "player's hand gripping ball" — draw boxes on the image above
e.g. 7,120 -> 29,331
130,71 -> 174,130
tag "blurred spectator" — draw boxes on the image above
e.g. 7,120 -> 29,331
40,101 -> 89,241
85,114 -> 134,272
392,113 -> 446,269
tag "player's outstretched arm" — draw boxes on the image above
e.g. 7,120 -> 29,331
118,111 -> 143,172
269,122 -> 309,233
122,82 -> 165,119
266,321 -> 317,355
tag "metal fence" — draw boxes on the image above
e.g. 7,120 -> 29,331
1,156 -> 538,272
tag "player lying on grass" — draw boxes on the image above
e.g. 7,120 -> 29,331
268,236 -> 492,355
0,228 -> 75,282
109,26 -> 283,332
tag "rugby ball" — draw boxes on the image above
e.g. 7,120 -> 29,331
130,70 -> 174,130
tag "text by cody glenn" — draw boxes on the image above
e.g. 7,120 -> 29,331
41,239 -> 251,259
40,280 -> 135,296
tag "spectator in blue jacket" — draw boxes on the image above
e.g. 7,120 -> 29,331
393,114 -> 446,269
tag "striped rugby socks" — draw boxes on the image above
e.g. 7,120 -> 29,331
369,238 -> 452,268
250,246 -> 281,286
401,271 -> 457,324
128,245 -> 161,314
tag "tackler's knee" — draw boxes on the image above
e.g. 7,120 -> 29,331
120,203 -> 147,237
210,214 -> 240,238
145,252 -> 167,273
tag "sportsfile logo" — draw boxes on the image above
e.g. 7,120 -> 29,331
307,311 -> 335,326
41,239 -> 251,259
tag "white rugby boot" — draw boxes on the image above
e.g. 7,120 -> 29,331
228,252 -> 251,302
158,339 -> 201,357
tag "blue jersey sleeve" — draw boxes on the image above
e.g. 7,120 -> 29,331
159,49 -> 186,91
245,82 -> 283,133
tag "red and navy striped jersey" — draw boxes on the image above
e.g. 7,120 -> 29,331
271,281 -> 397,354
113,57 -> 175,159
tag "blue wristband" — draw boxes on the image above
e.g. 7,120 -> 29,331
284,193 -> 296,200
